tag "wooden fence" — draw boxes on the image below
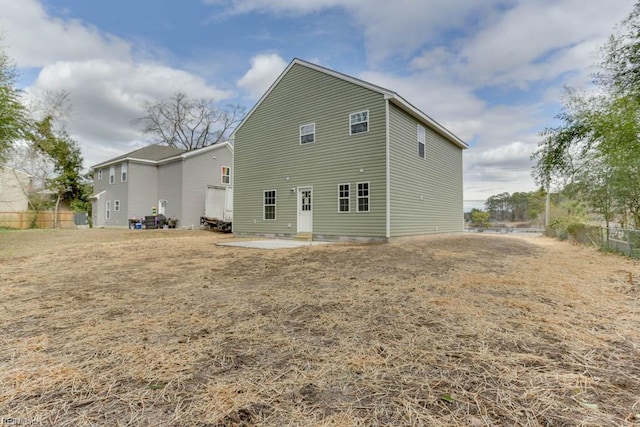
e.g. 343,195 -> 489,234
0,211 -> 77,229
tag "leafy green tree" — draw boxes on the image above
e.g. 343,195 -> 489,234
510,192 -> 530,222
576,156 -> 616,228
470,208 -> 490,227
485,192 -> 510,222
525,189 -> 546,223
597,2 -> 640,97
0,42 -> 27,162
532,2 -> 640,229
28,116 -> 89,226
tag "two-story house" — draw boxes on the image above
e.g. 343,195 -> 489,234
90,142 -> 233,228
231,58 -> 467,241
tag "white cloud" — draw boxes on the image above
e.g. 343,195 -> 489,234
211,0 -> 633,89
237,53 -> 288,99
0,0 -> 130,67
205,0 -> 345,15
457,0 -> 633,88
28,59 -> 233,166
209,0 -> 504,64
1,0 -> 233,167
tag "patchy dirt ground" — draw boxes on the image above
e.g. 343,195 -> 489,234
0,229 -> 639,426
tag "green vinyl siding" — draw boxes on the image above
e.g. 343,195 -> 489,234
234,63 -> 387,238
388,103 -> 463,236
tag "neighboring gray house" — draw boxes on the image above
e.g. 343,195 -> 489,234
231,58 -> 468,240
90,142 -> 233,228
0,167 -> 32,212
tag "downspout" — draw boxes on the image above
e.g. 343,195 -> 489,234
385,97 -> 391,239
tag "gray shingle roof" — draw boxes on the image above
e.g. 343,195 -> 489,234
92,144 -> 186,168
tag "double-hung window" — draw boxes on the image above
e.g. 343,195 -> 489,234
357,182 -> 370,212
221,166 -> 230,184
264,190 -> 276,220
417,125 -> 426,159
121,163 -> 128,182
300,123 -> 315,144
97,169 -> 103,180
109,166 -> 115,184
350,110 -> 369,135
106,200 -> 111,219
114,200 -> 120,212
338,184 -> 350,213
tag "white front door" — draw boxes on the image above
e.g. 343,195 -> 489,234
297,187 -> 313,233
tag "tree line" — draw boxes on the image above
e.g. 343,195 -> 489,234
467,190 -> 546,227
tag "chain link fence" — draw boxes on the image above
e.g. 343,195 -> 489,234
546,225 -> 640,258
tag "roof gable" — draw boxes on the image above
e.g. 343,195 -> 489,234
231,58 -> 467,149
178,141 -> 233,160
91,142 -> 234,169
92,144 -> 186,168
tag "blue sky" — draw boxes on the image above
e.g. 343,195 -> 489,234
0,0 -> 634,206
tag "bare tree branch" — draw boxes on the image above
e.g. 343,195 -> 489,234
133,92 -> 245,151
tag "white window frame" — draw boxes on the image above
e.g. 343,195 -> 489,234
349,110 -> 369,135
221,166 -> 231,185
97,169 -> 103,180
121,163 -> 128,182
263,190 -> 276,220
109,166 -> 115,184
417,124 -> 426,159
300,123 -> 315,144
114,200 -> 120,212
106,200 -> 111,220
338,183 -> 350,213
356,182 -> 370,213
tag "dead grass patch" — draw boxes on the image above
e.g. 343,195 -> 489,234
1,229 -> 639,426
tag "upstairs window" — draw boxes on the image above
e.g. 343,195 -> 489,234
357,182 -> 370,212
97,169 -> 103,180
264,190 -> 276,220
121,163 -> 128,182
221,166 -> 230,184
417,125 -> 426,159
338,184 -> 350,213
300,123 -> 315,144
350,110 -> 369,135
109,166 -> 115,184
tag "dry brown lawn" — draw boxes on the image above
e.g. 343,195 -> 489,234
0,229 -> 639,426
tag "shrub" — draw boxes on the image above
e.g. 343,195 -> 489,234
566,222 -> 586,241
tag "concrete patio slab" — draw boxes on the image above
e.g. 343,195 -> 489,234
216,240 -> 332,250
